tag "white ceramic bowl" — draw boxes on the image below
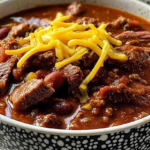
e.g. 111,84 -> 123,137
0,0 -> 150,150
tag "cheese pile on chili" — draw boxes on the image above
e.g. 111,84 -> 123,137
5,13 -> 128,103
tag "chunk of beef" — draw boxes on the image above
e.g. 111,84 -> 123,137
0,38 -> 19,63
125,40 -> 140,46
13,50 -> 56,82
108,45 -> 150,71
116,31 -> 150,43
98,83 -> 150,106
106,17 -> 142,33
35,114 -> 61,127
9,23 -> 29,37
25,50 -> 56,70
106,17 -> 128,32
82,50 -> 99,67
9,22 -> 38,38
77,17 -> 99,27
0,56 -> 17,93
60,64 -> 83,94
66,1 -> 85,16
9,79 -> 55,110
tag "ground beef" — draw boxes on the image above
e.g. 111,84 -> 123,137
66,1 -> 85,16
104,108 -> 114,117
60,64 -> 83,94
0,38 -> 20,50
9,79 -> 55,110
129,74 -> 147,84
0,56 -> 17,93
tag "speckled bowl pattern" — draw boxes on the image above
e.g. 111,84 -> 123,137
0,0 -> 150,150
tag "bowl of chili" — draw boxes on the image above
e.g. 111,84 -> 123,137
0,0 -> 150,149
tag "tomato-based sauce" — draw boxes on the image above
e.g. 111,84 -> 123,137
0,2 -> 150,130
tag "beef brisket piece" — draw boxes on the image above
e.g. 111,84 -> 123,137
66,1 -> 85,16
98,83 -> 150,106
106,17 -> 142,33
25,50 -> 56,70
12,50 -> 56,82
106,16 -> 128,32
35,114 -> 61,127
60,64 -> 83,94
9,22 -> 38,38
0,56 -> 17,93
116,31 -> 150,43
108,45 -> 150,72
9,79 -> 55,110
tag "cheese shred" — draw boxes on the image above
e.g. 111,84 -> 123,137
5,13 -> 127,103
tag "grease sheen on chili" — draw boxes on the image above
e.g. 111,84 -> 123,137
0,2 -> 150,130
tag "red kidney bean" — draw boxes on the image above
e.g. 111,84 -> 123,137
0,47 -> 9,63
44,71 -> 64,90
0,27 -> 10,39
51,101 -> 73,115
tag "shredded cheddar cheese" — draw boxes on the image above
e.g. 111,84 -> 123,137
5,13 -> 127,103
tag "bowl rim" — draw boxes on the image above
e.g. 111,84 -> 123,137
0,0 -> 150,136
1,114 -> 150,135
